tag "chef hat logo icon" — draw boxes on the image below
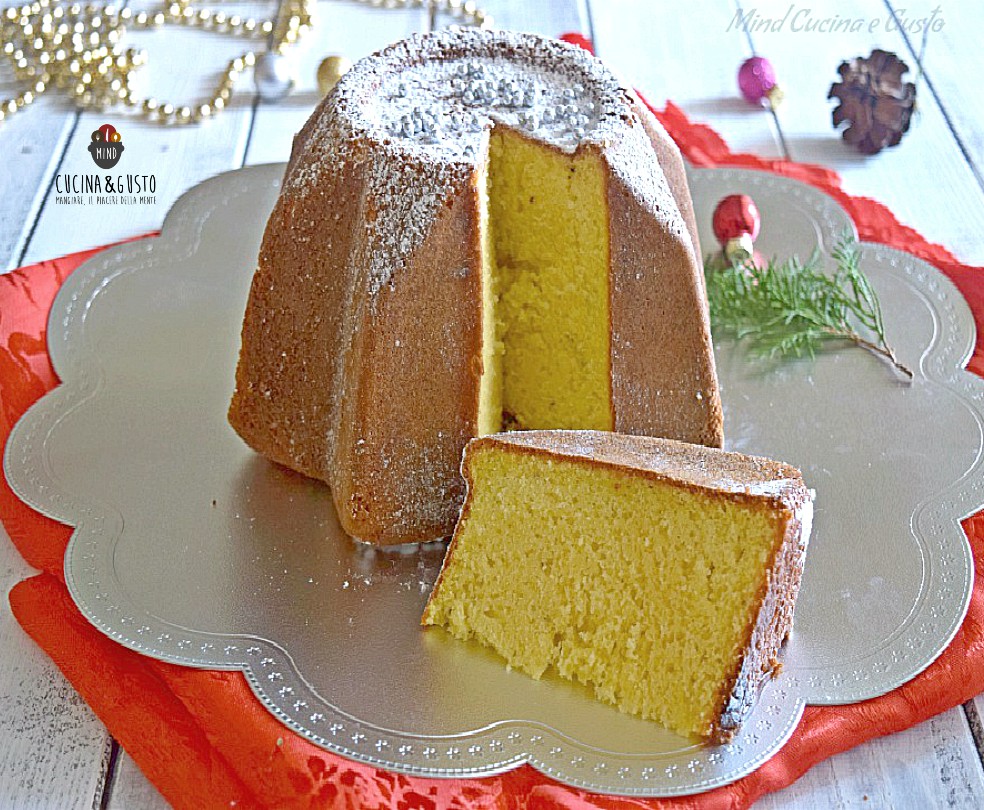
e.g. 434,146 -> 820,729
88,124 -> 125,169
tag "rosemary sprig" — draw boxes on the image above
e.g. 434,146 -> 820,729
705,237 -> 912,379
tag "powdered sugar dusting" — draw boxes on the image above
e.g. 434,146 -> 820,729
796,495 -> 815,547
287,29 -> 635,197
361,156 -> 472,297
374,56 -> 599,156
323,28 -> 632,160
281,29 -> 641,305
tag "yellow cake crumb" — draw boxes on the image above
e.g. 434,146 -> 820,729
477,128 -> 612,435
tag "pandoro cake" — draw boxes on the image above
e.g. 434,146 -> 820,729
228,29 -> 722,545
422,430 -> 814,742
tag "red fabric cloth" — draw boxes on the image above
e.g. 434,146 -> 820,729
5,99 -> 984,808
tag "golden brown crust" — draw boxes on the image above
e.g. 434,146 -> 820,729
629,92 -> 702,274
228,132 -> 368,483
604,118 -> 723,449
330,167 -> 484,543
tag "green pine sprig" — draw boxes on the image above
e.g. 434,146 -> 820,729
705,237 -> 912,379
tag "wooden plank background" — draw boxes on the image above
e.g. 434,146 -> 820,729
1,0 -> 982,806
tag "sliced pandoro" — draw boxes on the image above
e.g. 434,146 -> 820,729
422,429 -> 814,742
228,29 -> 723,545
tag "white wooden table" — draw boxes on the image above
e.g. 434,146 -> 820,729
2,0 -> 984,806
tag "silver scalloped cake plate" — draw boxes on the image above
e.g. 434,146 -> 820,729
5,164 -> 981,797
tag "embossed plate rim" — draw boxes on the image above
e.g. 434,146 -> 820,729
3,164 -> 978,796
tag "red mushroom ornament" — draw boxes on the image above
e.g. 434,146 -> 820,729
712,194 -> 761,265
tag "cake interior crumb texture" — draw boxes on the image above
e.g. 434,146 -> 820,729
423,438 -> 799,741
477,127 -> 612,434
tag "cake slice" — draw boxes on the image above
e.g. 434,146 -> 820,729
421,430 -> 813,742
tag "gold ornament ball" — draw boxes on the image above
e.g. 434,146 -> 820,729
317,55 -> 350,96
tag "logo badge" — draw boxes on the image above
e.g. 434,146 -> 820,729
88,124 -> 125,169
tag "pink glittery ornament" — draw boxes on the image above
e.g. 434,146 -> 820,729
738,56 -> 783,109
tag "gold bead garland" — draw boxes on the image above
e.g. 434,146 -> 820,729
0,0 -> 491,126
0,0 -> 309,125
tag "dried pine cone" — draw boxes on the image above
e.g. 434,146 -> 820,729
828,49 -> 916,155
